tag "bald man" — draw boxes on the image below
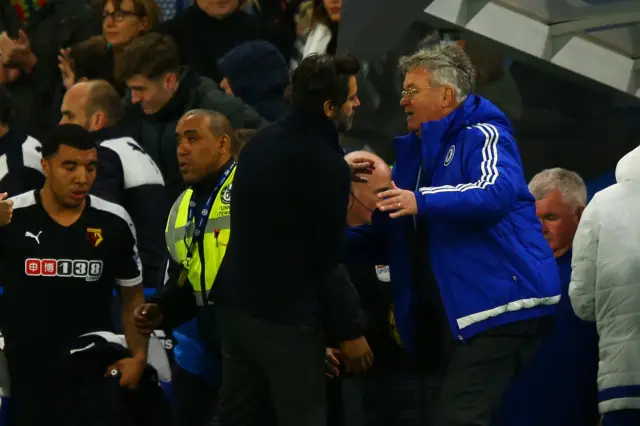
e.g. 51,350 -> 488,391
346,151 -> 392,227
60,80 -> 168,289
134,109 -> 243,426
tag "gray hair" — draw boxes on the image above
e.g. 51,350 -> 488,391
528,168 -> 587,207
399,43 -> 476,103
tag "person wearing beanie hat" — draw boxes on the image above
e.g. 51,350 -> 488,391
218,40 -> 291,122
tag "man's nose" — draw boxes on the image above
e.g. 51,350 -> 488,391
540,219 -> 549,233
130,92 -> 142,104
74,168 -> 90,184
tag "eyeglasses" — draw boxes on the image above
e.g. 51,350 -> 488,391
401,86 -> 439,100
103,10 -> 139,22
401,87 -> 420,100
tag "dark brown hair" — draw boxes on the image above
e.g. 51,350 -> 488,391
117,33 -> 180,81
291,53 -> 360,113
70,36 -> 116,84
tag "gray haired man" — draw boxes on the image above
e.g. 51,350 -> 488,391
529,168 -> 587,258
347,43 -> 560,426
496,168 -> 599,426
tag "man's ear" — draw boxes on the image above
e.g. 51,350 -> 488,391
323,100 -> 337,119
219,134 -> 231,153
441,86 -> 456,108
40,157 -> 49,178
92,111 -> 107,131
164,72 -> 178,91
575,205 -> 585,222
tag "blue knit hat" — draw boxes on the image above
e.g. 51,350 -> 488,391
217,40 -> 290,104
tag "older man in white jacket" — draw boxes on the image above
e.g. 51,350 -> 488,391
569,145 -> 640,426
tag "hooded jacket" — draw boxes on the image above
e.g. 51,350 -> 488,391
218,40 -> 291,121
347,95 -> 560,353
569,145 -> 640,414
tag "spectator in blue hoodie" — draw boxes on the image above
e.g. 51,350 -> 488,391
493,168 -> 599,426
217,40 -> 291,121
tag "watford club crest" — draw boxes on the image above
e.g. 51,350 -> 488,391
86,227 -> 104,248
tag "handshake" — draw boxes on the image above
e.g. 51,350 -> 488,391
325,336 -> 374,378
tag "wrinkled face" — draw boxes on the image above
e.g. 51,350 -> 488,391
327,76 -> 360,133
102,0 -> 148,46
60,86 -> 90,129
219,78 -> 234,96
347,163 -> 391,226
197,0 -> 239,18
535,189 -> 582,258
176,114 -> 229,184
323,0 -> 342,22
41,145 -> 98,208
127,74 -> 176,115
400,68 -> 452,133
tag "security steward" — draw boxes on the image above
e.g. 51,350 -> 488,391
132,108 -> 240,424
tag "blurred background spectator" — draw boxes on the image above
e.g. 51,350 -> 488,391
218,40 -> 291,121
156,0 -> 292,83
0,0 -> 101,139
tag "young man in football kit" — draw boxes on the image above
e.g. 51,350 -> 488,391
0,124 -> 148,425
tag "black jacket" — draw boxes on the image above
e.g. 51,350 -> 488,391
90,124 -> 169,288
214,109 -> 365,342
55,333 -> 170,426
125,67 -> 267,203
157,6 -> 272,83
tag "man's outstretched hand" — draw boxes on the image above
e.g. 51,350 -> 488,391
345,156 -> 375,183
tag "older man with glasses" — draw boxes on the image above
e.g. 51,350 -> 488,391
345,43 -> 560,426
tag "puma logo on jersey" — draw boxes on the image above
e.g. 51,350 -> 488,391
25,231 -> 42,244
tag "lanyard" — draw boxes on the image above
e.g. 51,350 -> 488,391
183,161 -> 236,260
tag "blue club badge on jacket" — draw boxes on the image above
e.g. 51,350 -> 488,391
444,145 -> 455,166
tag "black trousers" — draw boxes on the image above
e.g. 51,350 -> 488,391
6,350 -> 59,426
431,317 -> 547,426
215,306 -> 326,426
172,363 -> 219,426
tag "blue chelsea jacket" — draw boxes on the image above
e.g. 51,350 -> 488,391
346,95 -> 560,353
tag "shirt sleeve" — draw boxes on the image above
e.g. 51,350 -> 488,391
114,213 -> 143,287
569,196 -> 601,322
415,124 -> 522,222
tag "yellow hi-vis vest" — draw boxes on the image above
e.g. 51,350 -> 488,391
164,168 -> 235,306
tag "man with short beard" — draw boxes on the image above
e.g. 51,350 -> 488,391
213,54 -> 373,426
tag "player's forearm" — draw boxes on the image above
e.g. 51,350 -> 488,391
121,287 -> 149,360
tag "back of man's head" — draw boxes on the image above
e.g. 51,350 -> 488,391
86,80 -> 124,127
69,36 -> 115,84
291,54 -> 360,114
117,33 -> 180,82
